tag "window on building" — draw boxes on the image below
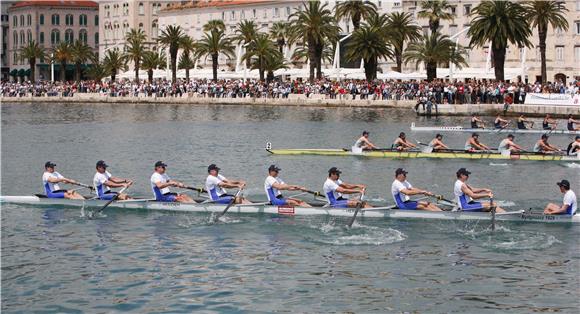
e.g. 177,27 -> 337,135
464,5 -> 471,15
576,0 -> 580,11
95,15 -> 99,26
95,32 -> 99,45
13,31 -> 17,46
79,14 -> 87,26
222,12 -> 225,20
152,20 -> 158,38
575,46 -> 580,61
450,6 -> 456,16
20,15 -> 24,26
153,3 -> 159,15
274,8 -> 279,17
240,10 -> 245,19
27,14 -> 31,25
20,31 -> 24,46
40,14 -> 44,25
40,32 -> 45,44
286,7 -> 291,16
253,9 -> 256,18
13,52 -> 17,65
52,14 -> 59,25
79,29 -> 87,44
105,5 -> 110,18
139,2 -> 144,15
263,9 -> 267,18
51,29 -> 60,44
12,15 -> 16,27
65,14 -> 73,26
65,29 -> 74,43
27,30 -> 32,43
575,21 -> 580,35
556,45 -> 564,61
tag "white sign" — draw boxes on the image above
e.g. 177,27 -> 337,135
524,93 -> 580,107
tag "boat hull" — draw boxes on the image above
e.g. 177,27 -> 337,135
1,196 -> 578,224
410,123 -> 579,135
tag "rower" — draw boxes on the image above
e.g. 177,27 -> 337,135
567,114 -> 580,131
264,165 -> 311,207
542,114 -> 557,130
465,133 -> 490,152
42,161 -> 84,199
205,164 -> 250,204
354,131 -> 378,150
498,134 -> 523,153
429,133 -> 449,151
150,161 -> 194,203
391,168 -> 441,211
494,113 -> 510,129
470,113 -> 485,129
93,160 -> 132,200
567,136 -> 580,156
533,134 -> 560,154
454,168 -> 505,212
517,114 -> 534,130
323,167 -> 371,208
393,132 -> 416,151
544,180 -> 577,215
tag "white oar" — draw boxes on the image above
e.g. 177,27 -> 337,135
347,192 -> 365,228
214,188 -> 243,222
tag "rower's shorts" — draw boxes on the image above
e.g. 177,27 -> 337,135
46,189 -> 67,199
461,201 -> 484,211
158,192 -> 177,202
398,200 -> 418,210
214,194 -> 234,204
330,200 -> 349,208
270,197 -> 288,206
99,191 -> 118,201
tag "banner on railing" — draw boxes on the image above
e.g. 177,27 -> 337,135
524,93 -> 580,107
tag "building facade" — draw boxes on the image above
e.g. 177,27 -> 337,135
7,0 -> 99,81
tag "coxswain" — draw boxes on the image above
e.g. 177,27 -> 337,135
498,134 -> 523,153
93,160 -> 132,200
42,161 -> 85,199
264,165 -> 311,207
323,167 -> 371,208
470,113 -> 485,129
205,164 -> 250,204
454,168 -> 505,212
393,132 -> 416,151
566,136 -> 580,156
542,114 -> 557,130
544,180 -> 577,215
391,168 -> 441,211
354,131 -> 378,150
567,114 -> 580,131
150,161 -> 194,203
517,114 -> 534,130
533,134 -> 560,154
494,113 -> 510,129
465,133 -> 490,152
429,133 -> 449,151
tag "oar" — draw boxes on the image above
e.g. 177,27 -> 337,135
346,192 -> 365,228
92,185 -> 130,217
182,186 -> 207,193
303,189 -> 323,198
70,181 -> 94,191
214,188 -> 243,222
490,197 -> 496,231
494,121 -> 511,134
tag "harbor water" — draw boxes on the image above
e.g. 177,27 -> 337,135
2,102 -> 579,313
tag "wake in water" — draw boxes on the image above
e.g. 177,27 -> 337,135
303,220 -> 407,246
454,224 -> 561,251
562,162 -> 580,168
489,163 -> 508,166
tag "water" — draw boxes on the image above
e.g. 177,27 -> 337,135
2,102 -> 579,313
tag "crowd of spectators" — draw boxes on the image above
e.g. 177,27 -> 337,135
1,78 -> 578,105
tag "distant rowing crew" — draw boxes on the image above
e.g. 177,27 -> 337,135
41,161 -> 577,216
470,113 -> 580,131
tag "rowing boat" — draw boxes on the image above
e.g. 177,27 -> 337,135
1,195 -> 578,224
266,145 -> 580,162
410,123 -> 579,135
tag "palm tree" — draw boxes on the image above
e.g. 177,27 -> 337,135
203,19 -> 225,32
264,51 -> 288,82
141,50 -> 166,83
404,32 -> 468,81
335,0 -> 378,30
270,22 -> 289,54
102,48 -> 127,81
194,29 -> 235,81
346,25 -> 393,81
418,0 -> 454,34
386,12 -> 421,73
243,33 -> 279,81
19,40 -> 44,82
289,1 -> 340,81
524,0 -> 568,84
70,40 -> 93,81
234,20 -> 259,68
179,36 -> 196,82
158,25 -> 186,82
125,28 -> 147,82
468,0 -> 532,81
86,55 -> 107,82
53,42 -> 72,82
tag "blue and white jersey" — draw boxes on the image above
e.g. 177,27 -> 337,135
206,174 -> 227,200
323,178 -> 343,204
264,175 -> 284,202
454,179 -> 470,209
151,172 -> 171,199
93,171 -> 111,196
391,180 -> 412,206
563,190 -> 577,215
42,171 -> 63,193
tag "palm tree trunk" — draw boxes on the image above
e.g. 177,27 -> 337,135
171,54 -> 177,82
492,46 -> 506,81
212,53 -> 218,81
538,25 -> 547,84
186,68 -> 190,82
148,69 -> 153,83
395,49 -> 402,73
308,43 -> 316,83
364,59 -> 374,81
353,13 -> 361,30
426,61 -> 437,82
75,62 -> 81,81
315,44 -> 323,80
29,59 -> 35,82
267,70 -> 274,83
259,57 -> 264,81
245,58 -> 251,69
112,69 -> 117,82
430,19 -> 439,34
60,62 -> 66,82
135,59 -> 140,82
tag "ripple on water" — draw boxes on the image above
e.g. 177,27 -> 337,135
303,221 -> 407,246
455,225 -> 561,251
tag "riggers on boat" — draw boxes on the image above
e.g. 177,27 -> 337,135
410,123 -> 580,135
1,195 -> 579,224
265,143 -> 580,162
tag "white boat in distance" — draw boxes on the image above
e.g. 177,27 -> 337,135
1,195 -> 578,224
410,123 -> 579,135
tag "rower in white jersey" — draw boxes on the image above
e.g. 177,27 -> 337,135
544,180 -> 577,215
353,131 -> 378,150
453,168 -> 505,212
150,161 -> 194,203
533,134 -> 560,154
93,160 -> 132,200
465,133 -> 490,152
498,134 -> 523,153
391,168 -> 441,211
264,165 -> 311,207
42,161 -> 85,199
205,164 -> 250,204
567,136 -> 580,156
322,167 -> 371,208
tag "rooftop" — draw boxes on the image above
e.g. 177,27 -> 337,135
164,0 -> 279,11
9,0 -> 98,10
